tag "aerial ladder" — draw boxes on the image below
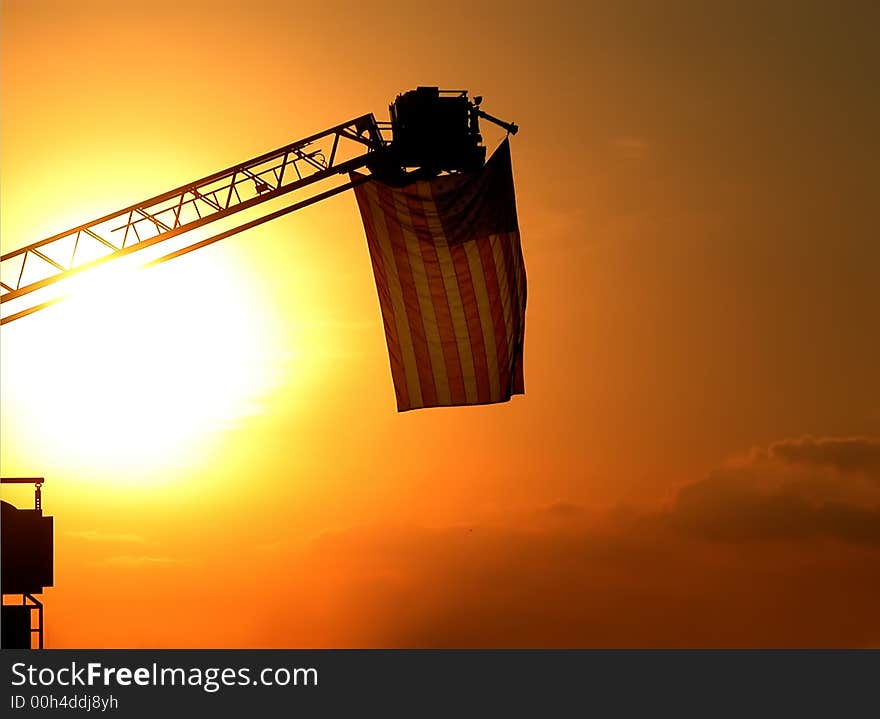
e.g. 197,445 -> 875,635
0,87 -> 518,647
0,87 -> 517,325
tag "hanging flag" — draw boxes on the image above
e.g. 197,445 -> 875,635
352,139 -> 526,411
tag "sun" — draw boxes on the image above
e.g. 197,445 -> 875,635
0,251 -> 281,481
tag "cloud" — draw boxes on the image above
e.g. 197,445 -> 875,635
669,435 -> 880,544
65,530 -> 147,544
252,435 -> 880,648
260,508 -> 879,648
98,555 -> 190,568
669,467 -> 880,544
758,435 -> 880,476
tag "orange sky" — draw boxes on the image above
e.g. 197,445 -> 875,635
1,0 -> 879,648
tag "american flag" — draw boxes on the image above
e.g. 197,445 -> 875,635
353,140 -> 526,411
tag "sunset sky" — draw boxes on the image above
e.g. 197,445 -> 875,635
1,0 -> 878,647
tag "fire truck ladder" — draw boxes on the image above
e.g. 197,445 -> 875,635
0,115 -> 385,324
0,87 -> 517,326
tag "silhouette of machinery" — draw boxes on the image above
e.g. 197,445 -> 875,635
1,478 -> 53,649
376,87 -> 516,178
0,87 -> 517,324
0,88 -> 517,647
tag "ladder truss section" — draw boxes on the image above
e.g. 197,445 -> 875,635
0,114 -> 384,312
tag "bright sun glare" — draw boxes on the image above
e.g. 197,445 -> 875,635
1,253 -> 279,478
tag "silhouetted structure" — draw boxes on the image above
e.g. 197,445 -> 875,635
1,478 -> 53,649
0,88 -> 521,647
0,88 -> 517,325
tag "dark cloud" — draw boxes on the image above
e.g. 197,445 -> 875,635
670,435 -> 880,544
670,467 -> 880,544
754,436 -> 880,481
761,435 -> 880,476
254,435 -> 880,648
260,508 -> 880,648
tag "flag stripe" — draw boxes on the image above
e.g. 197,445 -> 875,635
464,239 -> 501,401
376,183 -> 438,408
506,231 -> 527,394
405,192 -> 466,405
355,187 -> 410,410
436,242 -> 479,404
477,236 -> 511,397
450,242 -> 492,404
363,182 -> 423,408
490,233 -> 516,362
493,230 -> 524,394
501,231 -> 525,336
389,187 -> 450,405
417,181 -> 479,405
